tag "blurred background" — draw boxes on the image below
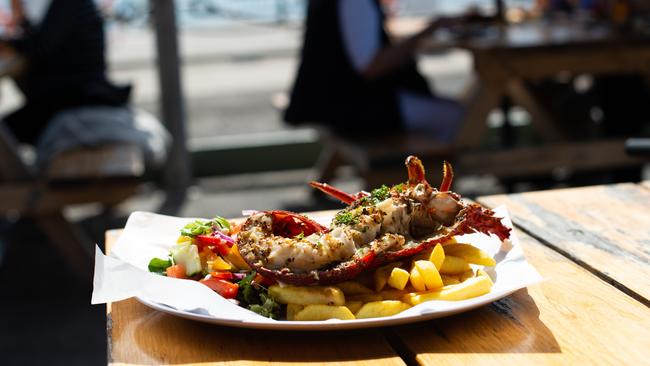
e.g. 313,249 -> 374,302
0,0 -> 648,364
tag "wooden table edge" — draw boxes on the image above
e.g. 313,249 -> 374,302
476,183 -> 650,307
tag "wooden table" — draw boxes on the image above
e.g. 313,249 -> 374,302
106,182 -> 650,365
441,22 -> 650,148
388,19 -> 648,180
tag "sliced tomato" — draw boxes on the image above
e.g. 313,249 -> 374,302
196,235 -> 231,256
166,264 -> 187,279
210,271 -> 235,280
199,277 -> 239,298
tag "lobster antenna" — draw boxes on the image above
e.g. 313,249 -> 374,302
439,161 -> 454,191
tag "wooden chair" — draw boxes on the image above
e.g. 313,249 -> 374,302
0,124 -> 144,279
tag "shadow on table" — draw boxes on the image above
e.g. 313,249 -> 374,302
391,288 -> 559,355
113,306 -> 399,364
109,289 -> 557,364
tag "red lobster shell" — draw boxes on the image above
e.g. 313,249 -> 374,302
237,156 -> 510,286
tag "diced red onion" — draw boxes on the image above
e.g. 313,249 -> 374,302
231,272 -> 247,280
213,231 -> 235,246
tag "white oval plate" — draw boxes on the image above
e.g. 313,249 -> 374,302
97,209 -> 541,331
136,287 -> 521,331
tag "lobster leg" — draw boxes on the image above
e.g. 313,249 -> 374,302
439,161 -> 454,192
449,204 -> 511,241
406,155 -> 427,185
309,181 -> 358,204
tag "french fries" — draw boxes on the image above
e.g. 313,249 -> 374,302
336,281 -> 373,295
345,301 -> 364,314
293,305 -> 355,321
387,268 -> 410,290
439,255 -> 471,274
459,269 -> 475,282
269,285 -> 345,306
378,289 -> 409,300
286,303 -> 304,320
409,265 -> 426,292
374,262 -> 403,292
272,237 -> 498,321
402,275 -> 493,305
346,293 -> 384,303
355,301 -> 411,319
441,274 -> 461,285
443,243 -> 496,266
413,260 -> 443,290
477,268 -> 493,284
429,244 -> 445,269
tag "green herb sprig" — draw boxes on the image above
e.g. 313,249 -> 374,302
148,257 -> 173,274
334,211 -> 360,226
359,185 -> 392,206
237,271 -> 281,319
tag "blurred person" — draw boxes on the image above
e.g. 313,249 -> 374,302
0,0 -> 168,170
0,0 -> 131,144
284,0 -> 469,142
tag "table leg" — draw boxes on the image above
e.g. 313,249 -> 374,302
455,80 -> 506,149
36,212 -> 94,280
507,79 -> 565,142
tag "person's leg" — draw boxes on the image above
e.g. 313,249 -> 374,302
398,90 -> 464,143
4,105 -> 53,145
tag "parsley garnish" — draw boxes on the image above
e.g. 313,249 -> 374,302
392,183 -> 405,193
371,185 -> 391,201
359,185 -> 392,206
237,272 -> 259,304
293,232 -> 305,240
249,292 -> 281,319
237,271 -> 281,319
334,211 -> 359,226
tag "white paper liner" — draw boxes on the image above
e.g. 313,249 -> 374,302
92,206 -> 542,325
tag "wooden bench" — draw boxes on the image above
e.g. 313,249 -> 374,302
314,126 -> 645,190
0,124 -> 144,280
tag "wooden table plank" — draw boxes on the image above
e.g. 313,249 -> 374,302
478,183 -> 650,304
105,230 -> 406,366
393,226 -> 650,366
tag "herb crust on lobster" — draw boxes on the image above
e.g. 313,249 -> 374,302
237,156 -> 510,286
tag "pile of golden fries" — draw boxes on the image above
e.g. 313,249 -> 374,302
269,238 -> 496,321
